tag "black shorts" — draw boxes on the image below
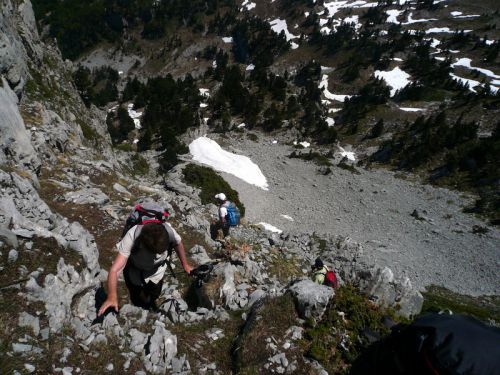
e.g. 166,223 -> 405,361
123,265 -> 163,309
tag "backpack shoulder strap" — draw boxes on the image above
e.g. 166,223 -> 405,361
163,223 -> 176,254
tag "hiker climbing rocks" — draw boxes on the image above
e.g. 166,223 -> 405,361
215,193 -> 231,238
98,204 -> 193,315
312,258 -> 339,288
312,258 -> 329,284
213,193 -> 241,239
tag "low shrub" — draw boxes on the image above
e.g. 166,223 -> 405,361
182,163 -> 245,216
305,285 -> 398,373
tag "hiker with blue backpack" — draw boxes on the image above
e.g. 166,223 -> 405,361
98,202 -> 193,316
214,193 -> 240,239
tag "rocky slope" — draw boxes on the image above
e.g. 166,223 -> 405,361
215,133 -> 500,296
0,0 -> 498,374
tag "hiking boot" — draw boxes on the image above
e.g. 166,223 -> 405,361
148,301 -> 160,313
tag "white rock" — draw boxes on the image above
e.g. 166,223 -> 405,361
8,248 -> 18,262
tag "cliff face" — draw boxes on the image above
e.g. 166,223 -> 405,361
0,0 -> 106,331
0,0 -> 35,96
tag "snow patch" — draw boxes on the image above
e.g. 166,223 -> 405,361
293,141 -> 310,148
189,137 -> 268,190
402,13 -> 437,24
338,145 -> 356,161
451,58 -> 500,79
449,73 -> 482,92
386,9 -> 403,23
319,75 -> 352,102
127,104 -> 142,129
426,27 -> 472,34
280,214 -> 294,222
199,88 -> 210,98
241,0 -> 256,11
269,19 -> 298,41
222,37 -> 233,43
374,67 -> 412,97
399,107 -> 425,112
258,222 -> 283,233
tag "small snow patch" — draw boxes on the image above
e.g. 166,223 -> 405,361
386,9 -> 403,23
241,0 -> 256,10
259,222 -> 283,233
127,103 -> 142,129
426,27 -> 472,34
402,13 -> 437,24
222,37 -> 233,43
269,19 -> 298,41
451,58 -> 500,79
374,67 -> 411,97
449,73 -> 482,92
293,140 -> 310,148
338,146 -> 356,161
399,107 -> 424,112
280,214 -> 294,222
319,74 -> 352,102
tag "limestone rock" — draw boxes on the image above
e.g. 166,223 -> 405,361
288,279 -> 335,321
64,188 -> 110,205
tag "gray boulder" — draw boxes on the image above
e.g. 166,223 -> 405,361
288,279 -> 334,320
188,245 -> 211,266
0,228 -> 18,247
18,312 -> 40,336
143,321 -> 178,374
64,188 -> 110,206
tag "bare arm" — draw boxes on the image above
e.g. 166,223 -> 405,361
98,253 -> 127,316
174,241 -> 192,275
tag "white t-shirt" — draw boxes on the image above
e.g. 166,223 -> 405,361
116,223 -> 181,284
219,202 -> 229,220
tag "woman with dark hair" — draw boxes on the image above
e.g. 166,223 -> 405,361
98,222 -> 192,315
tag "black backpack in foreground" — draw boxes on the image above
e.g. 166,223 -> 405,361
351,313 -> 500,375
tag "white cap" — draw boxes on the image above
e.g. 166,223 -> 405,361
215,193 -> 226,201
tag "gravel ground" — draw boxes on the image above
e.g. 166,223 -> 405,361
212,133 -> 500,296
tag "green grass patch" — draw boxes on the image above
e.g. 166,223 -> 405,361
114,143 -> 135,152
78,121 -> 99,141
182,163 -> 245,216
338,161 -> 361,174
422,285 -> 500,324
172,313 -> 242,374
304,284 -> 400,374
130,153 -> 149,176
247,133 -> 259,142
266,248 -> 304,284
232,294 -> 301,373
289,150 -> 332,166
